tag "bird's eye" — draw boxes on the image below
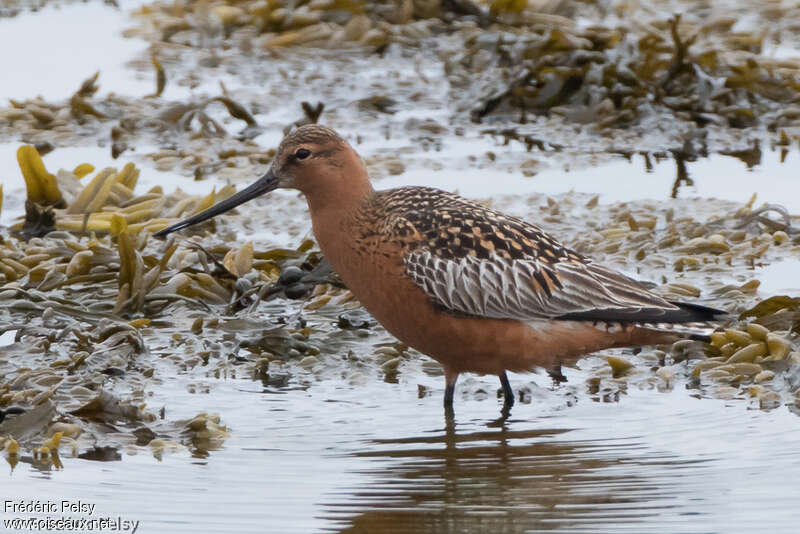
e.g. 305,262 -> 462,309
295,148 -> 311,160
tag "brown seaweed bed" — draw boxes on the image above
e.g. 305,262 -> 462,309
1,0 -> 800,483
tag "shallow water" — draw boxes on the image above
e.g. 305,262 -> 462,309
757,259 -> 800,296
0,0 -> 152,101
3,2 -> 800,534
381,140 -> 800,210
6,370 -> 800,533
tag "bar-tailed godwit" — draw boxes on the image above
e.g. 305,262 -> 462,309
155,125 -> 726,415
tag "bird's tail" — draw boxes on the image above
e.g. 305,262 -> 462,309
634,302 -> 732,341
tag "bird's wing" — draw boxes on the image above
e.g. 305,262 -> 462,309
405,249 -> 678,320
391,188 -> 677,321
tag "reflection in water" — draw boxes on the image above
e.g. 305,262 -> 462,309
322,418 -> 706,534
78,446 -> 122,462
383,136 -> 799,213
484,126 -> 772,199
719,140 -> 762,170
665,139 -> 766,199
670,150 -> 695,199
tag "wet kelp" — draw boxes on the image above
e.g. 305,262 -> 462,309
527,192 -> 800,412
3,2 -> 798,179
9,144 -> 238,238
125,1 -> 800,138
0,148 -> 347,464
457,14 -> 800,130
0,72 -> 271,182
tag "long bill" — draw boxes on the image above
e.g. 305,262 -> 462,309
153,169 -> 279,237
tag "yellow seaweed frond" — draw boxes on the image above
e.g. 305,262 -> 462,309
73,163 -> 95,179
148,52 -> 167,98
17,145 -> 64,207
110,214 -> 129,236
67,168 -> 118,214
117,162 -> 140,190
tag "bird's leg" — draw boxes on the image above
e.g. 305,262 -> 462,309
444,382 -> 455,409
443,368 -> 459,418
499,371 -> 514,415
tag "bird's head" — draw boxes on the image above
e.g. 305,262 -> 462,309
154,124 -> 369,237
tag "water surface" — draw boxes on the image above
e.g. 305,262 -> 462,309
6,371 -> 800,533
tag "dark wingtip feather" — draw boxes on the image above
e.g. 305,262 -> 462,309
558,301 -> 730,324
667,301 -> 732,323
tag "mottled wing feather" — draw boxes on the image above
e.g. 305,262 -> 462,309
406,251 -> 676,320
380,187 -> 677,321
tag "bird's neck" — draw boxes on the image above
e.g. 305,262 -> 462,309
305,177 -> 374,217
304,163 -> 375,261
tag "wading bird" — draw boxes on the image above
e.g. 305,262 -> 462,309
155,125 -> 726,416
